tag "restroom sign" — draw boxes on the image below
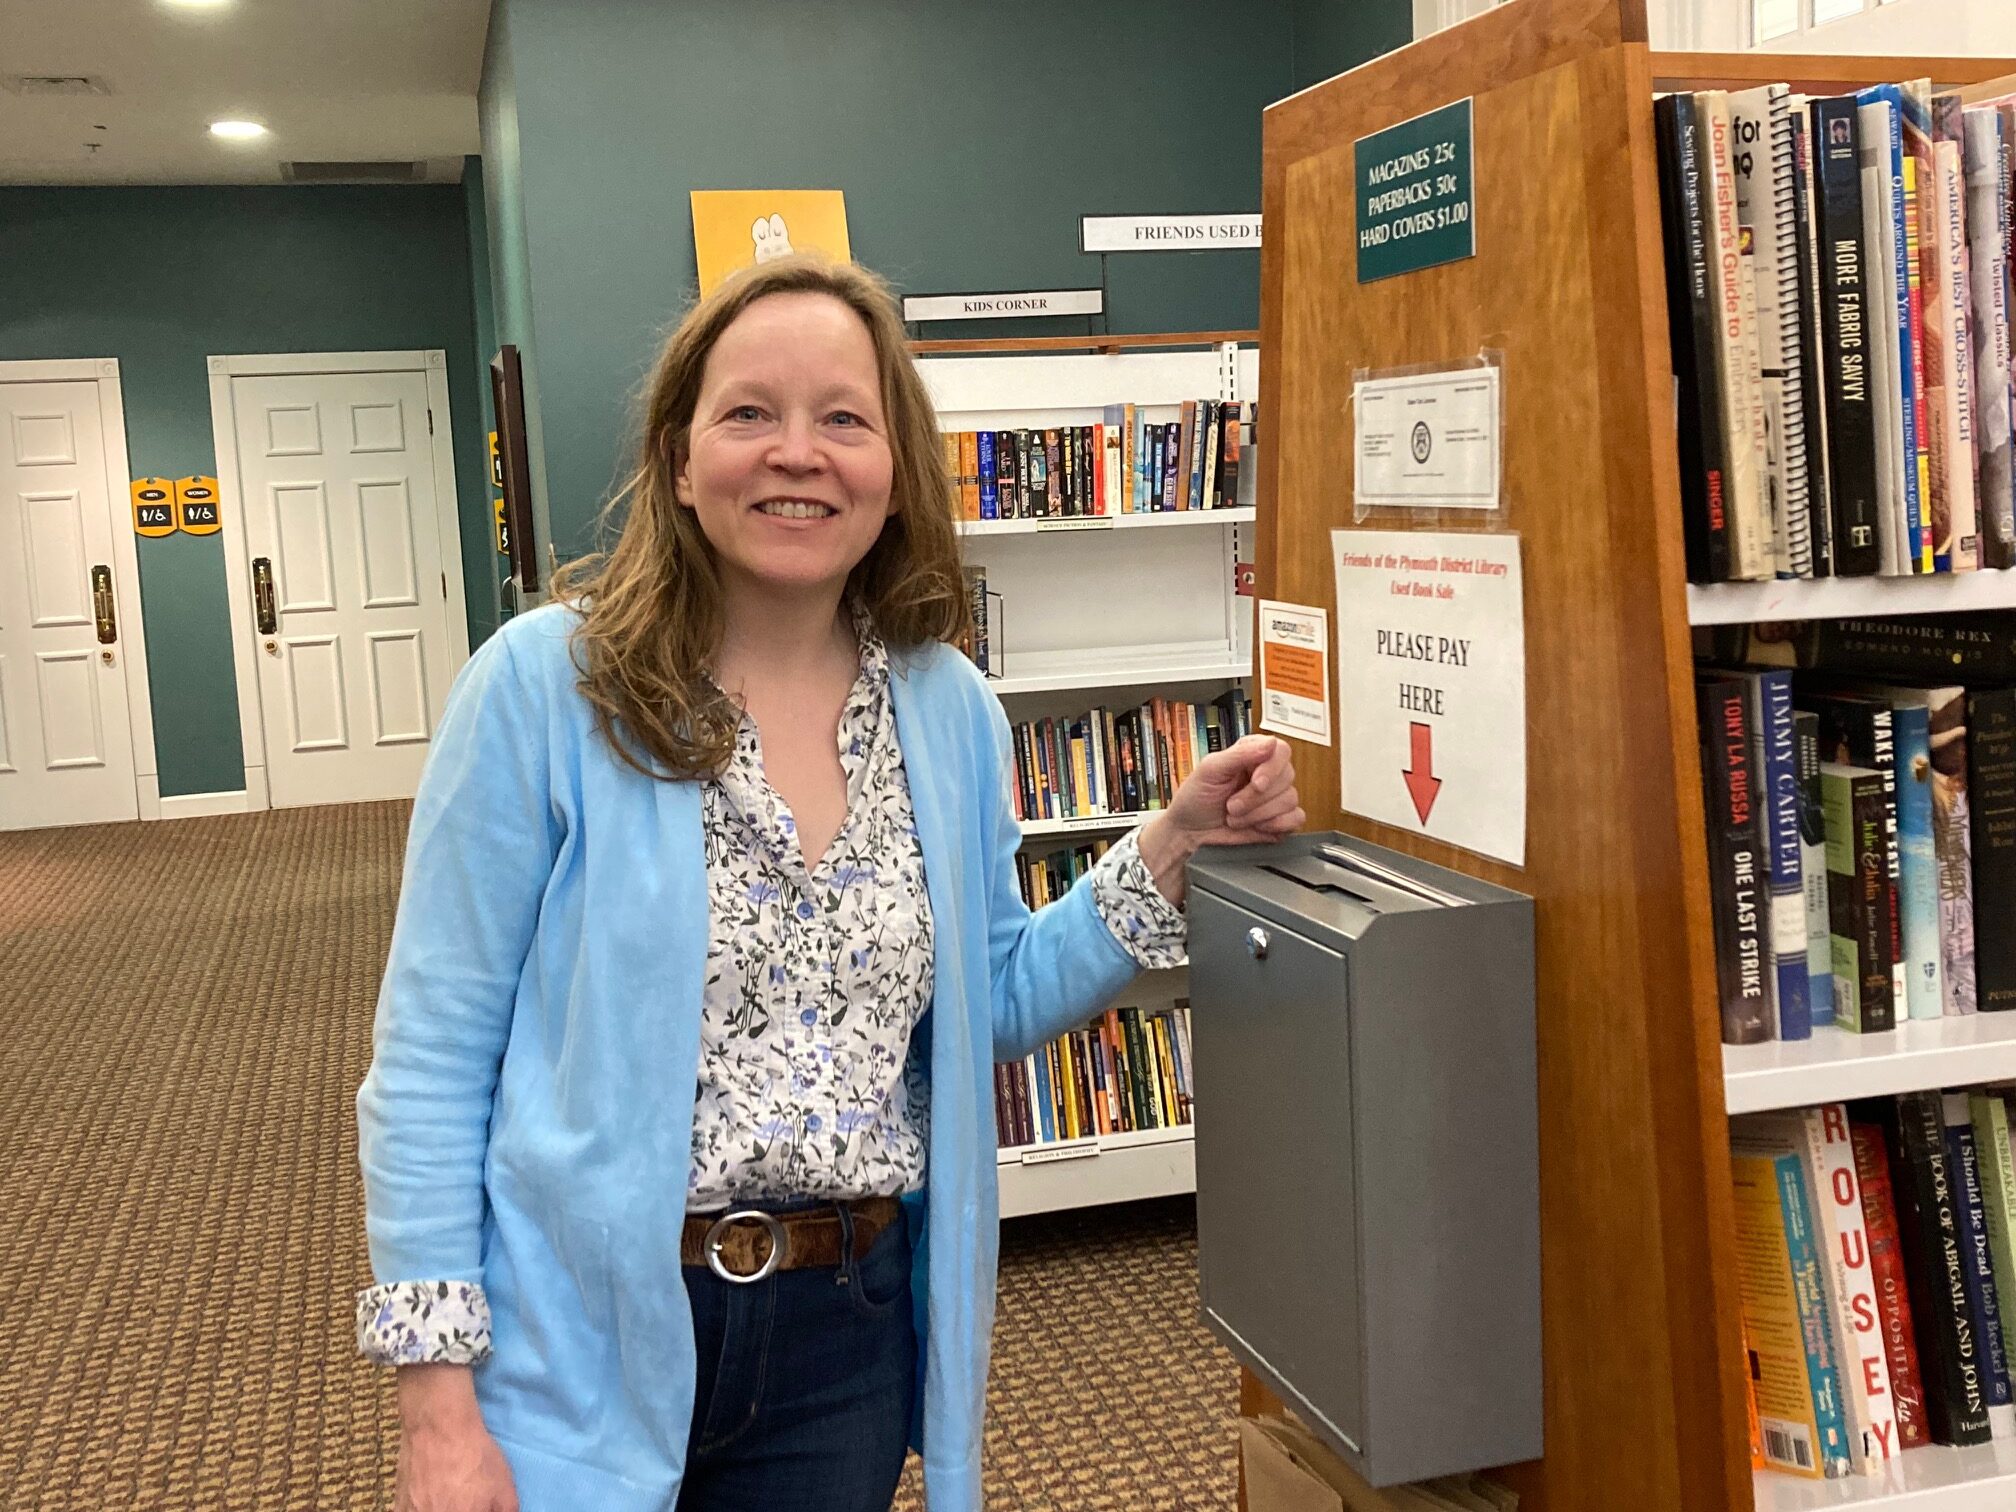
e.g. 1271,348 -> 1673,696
132,477 -> 176,537
176,476 -> 222,535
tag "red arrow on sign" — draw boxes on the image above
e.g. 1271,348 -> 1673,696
1403,721 -> 1442,824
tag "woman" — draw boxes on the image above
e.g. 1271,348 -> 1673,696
355,253 -> 1301,1512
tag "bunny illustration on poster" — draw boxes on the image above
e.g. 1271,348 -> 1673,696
751,213 -> 793,263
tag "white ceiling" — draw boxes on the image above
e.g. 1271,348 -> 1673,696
0,0 -> 490,186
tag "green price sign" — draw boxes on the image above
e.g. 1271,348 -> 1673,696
1354,97 -> 1475,284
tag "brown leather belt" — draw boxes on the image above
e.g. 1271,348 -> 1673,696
680,1196 -> 902,1283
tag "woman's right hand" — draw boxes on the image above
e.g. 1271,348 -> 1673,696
393,1364 -> 519,1512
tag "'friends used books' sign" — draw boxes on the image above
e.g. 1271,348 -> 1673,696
1078,215 -> 1262,253
1355,98 -> 1476,282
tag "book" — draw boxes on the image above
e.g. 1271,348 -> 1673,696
1737,670 -> 1811,1036
1730,1141 -> 1853,1476
1807,692 -> 1904,1023
1881,1090 -> 1993,1445
1944,1093 -> 2016,1436
1704,92 -> 1777,580
1794,711 -> 1835,1026
1701,676 -> 1777,1042
1970,687 -> 2016,1013
1895,687 -> 1978,1017
1963,108 -> 2016,565
1927,136 -> 1980,569
1821,764 -> 1893,1034
1888,699 -> 1945,1020
1896,81 -> 1938,573
1809,95 -> 1883,575
1852,1118 -> 1933,1447
1857,95 -> 1913,575
1789,104 -> 1837,575
1659,92 -> 1737,581
1733,85 -> 1815,577
1972,1091 -> 2016,1370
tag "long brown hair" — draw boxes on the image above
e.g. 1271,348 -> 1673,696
551,254 -> 969,780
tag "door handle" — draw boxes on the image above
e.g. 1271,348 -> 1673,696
252,557 -> 278,635
92,565 -> 117,644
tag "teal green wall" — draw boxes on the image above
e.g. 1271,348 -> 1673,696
1290,0 -> 1413,91
0,185 -> 493,797
485,0 -> 1333,561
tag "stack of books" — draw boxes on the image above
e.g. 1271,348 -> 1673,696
1729,1089 -> 2016,1480
941,399 -> 1248,520
1655,79 -> 2016,580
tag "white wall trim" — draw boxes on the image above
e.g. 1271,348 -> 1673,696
0,358 -> 111,383
0,356 -> 158,820
209,350 -> 437,378
206,348 -> 469,810
159,789 -> 254,821
206,367 -> 272,808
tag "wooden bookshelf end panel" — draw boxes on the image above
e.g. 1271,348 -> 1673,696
1258,1 -> 1744,1509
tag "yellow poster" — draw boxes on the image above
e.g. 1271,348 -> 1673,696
690,190 -> 851,296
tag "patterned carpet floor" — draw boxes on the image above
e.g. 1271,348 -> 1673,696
0,803 -> 1238,1510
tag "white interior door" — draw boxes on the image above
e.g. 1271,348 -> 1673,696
230,368 -> 457,808
0,380 -> 140,830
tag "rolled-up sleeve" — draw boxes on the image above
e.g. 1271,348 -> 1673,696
1088,830 -> 1188,970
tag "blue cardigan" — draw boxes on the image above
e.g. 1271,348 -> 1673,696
356,604 -> 1142,1510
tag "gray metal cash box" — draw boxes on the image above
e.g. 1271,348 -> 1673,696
1187,831 -> 1540,1486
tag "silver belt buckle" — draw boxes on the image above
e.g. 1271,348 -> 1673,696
705,1209 -> 789,1284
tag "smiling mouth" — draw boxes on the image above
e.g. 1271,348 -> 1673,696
754,499 -> 837,519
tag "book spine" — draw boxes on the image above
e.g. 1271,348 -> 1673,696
1756,672 -> 1811,1037
1790,108 -> 1837,574
1795,710 -> 1835,1026
1810,96 -> 1883,574
1779,1143 -> 1854,1474
1659,93 -> 1737,581
1972,1091 -> 2016,1371
1896,91 -> 1934,573
1733,1150 -> 1829,1476
1822,764 -> 1891,1032
1925,687 -> 1980,1016
1931,139 -> 1981,568
1705,92 -> 1775,579
1812,614 -> 2016,681
1703,678 -> 1776,1042
1859,100 -> 1909,574
977,429 -> 998,521
1853,1120 -> 1933,1447
1969,687 -> 2016,1012
1868,704 -> 1906,1019
1889,1091 -> 1993,1444
1963,109 -> 2016,565
1945,1094 -> 2015,1427
1200,398 -> 1223,510
1891,702 -> 1945,1021
1734,87 -> 1811,576
1812,1106 -> 1900,1464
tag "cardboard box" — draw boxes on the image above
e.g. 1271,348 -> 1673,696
1241,1415 -> 1514,1512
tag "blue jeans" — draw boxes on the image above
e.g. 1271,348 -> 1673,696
677,1203 -> 916,1511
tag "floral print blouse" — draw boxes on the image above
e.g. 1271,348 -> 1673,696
357,615 -> 1187,1366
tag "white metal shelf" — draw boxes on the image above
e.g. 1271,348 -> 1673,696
996,1124 -> 1196,1219
1751,1438 -> 2016,1511
959,506 -> 1254,537
1723,1015 -> 2016,1116
1019,812 -> 1148,841
984,644 -> 1251,696
1688,570 -> 2016,625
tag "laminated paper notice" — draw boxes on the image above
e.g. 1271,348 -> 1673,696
1354,366 -> 1501,512
1257,600 -> 1333,746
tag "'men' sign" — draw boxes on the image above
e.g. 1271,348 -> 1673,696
1354,98 -> 1475,283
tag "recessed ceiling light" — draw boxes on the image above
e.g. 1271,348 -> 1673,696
209,120 -> 267,140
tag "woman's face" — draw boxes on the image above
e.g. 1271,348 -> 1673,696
675,291 -> 896,607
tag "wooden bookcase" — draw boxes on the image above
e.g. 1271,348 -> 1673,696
1246,4 -> 2016,1510
913,336 -> 1258,1217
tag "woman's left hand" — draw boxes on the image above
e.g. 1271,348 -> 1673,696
1137,735 -> 1303,906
